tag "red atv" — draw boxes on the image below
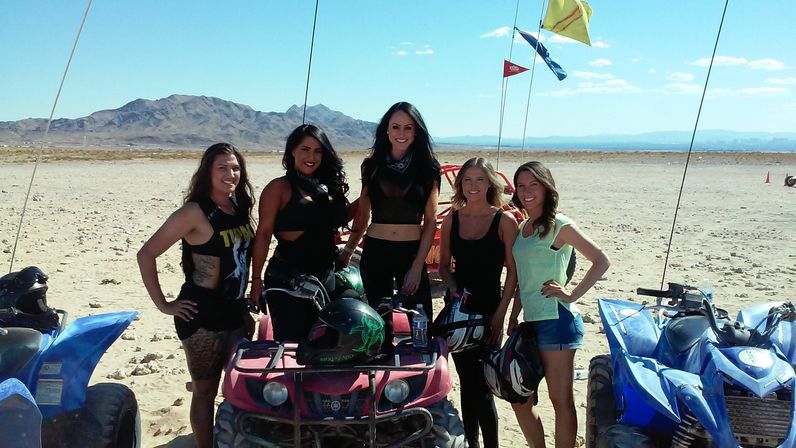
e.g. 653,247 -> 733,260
213,272 -> 466,448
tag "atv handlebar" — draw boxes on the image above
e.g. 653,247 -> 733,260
262,275 -> 331,311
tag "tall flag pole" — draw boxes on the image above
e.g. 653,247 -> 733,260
302,0 -> 320,124
496,0 -> 524,171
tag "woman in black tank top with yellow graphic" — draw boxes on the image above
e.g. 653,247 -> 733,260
138,143 -> 255,448
342,102 -> 440,327
250,125 -> 349,342
438,157 -> 519,448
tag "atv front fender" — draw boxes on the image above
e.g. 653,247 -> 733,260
35,311 -> 137,417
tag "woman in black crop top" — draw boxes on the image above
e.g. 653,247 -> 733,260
250,124 -> 349,341
137,143 -> 255,448
342,102 -> 441,333
438,157 -> 519,448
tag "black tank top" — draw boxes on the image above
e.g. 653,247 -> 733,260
450,210 -> 504,316
181,198 -> 254,299
274,178 -> 344,277
366,165 -> 430,225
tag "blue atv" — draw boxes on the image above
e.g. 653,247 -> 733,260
587,282 -> 796,447
0,266 -> 140,447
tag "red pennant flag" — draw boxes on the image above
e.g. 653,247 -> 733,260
503,59 -> 529,78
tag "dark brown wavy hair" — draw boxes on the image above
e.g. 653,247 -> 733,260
184,143 -> 254,219
451,157 -> 506,209
512,161 -> 558,238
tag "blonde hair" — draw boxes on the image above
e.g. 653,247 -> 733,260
451,157 -> 506,209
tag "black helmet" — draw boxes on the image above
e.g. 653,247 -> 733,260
0,266 -> 50,315
433,294 -> 487,353
334,265 -> 365,300
483,323 -> 544,403
297,298 -> 385,366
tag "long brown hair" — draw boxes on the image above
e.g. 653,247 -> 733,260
451,157 -> 506,209
185,143 -> 254,219
512,161 -> 558,238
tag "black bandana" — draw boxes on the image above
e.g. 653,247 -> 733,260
385,151 -> 413,174
287,170 -> 328,203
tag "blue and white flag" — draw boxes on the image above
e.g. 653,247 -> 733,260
515,27 -> 568,81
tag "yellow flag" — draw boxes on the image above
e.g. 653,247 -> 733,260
542,0 -> 592,46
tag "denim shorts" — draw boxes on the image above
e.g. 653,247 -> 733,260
528,303 -> 584,351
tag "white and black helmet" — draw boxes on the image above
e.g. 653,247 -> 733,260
483,323 -> 544,403
433,294 -> 488,353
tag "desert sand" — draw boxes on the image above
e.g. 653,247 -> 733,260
1,148 -> 795,447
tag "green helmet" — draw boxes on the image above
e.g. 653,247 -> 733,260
297,298 -> 384,365
335,265 -> 365,300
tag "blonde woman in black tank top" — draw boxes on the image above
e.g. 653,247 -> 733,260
438,157 -> 519,448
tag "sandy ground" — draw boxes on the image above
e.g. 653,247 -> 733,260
1,149 -> 795,447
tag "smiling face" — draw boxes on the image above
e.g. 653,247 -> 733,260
460,166 -> 489,204
210,153 -> 241,197
291,136 -> 323,176
387,111 -> 416,155
515,169 -> 547,213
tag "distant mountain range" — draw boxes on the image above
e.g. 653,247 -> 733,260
436,131 -> 796,152
0,95 -> 377,150
1,95 -> 794,151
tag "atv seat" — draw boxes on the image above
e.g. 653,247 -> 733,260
663,314 -> 710,353
0,327 -> 43,376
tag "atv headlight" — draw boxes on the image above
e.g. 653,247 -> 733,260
384,380 -> 410,404
262,381 -> 288,406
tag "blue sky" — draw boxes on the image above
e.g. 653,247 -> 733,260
1,1 -> 794,138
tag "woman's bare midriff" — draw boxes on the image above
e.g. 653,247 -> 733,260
366,223 -> 422,241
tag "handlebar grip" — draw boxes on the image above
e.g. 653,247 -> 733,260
636,287 -> 670,298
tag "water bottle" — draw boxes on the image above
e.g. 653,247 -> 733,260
698,278 -> 714,303
412,304 -> 428,349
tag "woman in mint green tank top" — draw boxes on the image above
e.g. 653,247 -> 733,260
507,161 -> 610,448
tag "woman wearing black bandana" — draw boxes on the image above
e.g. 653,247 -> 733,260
341,102 -> 441,336
250,124 -> 349,341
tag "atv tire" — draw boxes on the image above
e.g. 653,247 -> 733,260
214,401 -> 261,448
423,398 -> 466,448
84,383 -> 141,448
597,424 -> 655,448
586,355 -> 617,448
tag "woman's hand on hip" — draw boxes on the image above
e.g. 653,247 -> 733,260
158,299 -> 197,322
541,280 -> 575,303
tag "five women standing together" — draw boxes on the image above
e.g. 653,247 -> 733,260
139,101 -> 609,448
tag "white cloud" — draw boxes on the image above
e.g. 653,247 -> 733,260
734,86 -> 789,95
632,57 -> 644,63
548,34 -> 577,44
667,72 -> 694,82
539,78 -> 641,96
690,56 -> 748,67
648,69 -> 656,74
748,58 -> 785,71
592,41 -> 609,48
481,26 -> 510,38
663,83 -> 702,95
399,41 -> 412,46
395,50 -> 407,56
765,77 -> 796,85
588,58 -> 612,67
416,49 -> 434,55
690,56 -> 785,71
573,71 -> 614,80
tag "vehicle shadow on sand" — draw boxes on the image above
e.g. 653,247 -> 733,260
154,435 -> 194,448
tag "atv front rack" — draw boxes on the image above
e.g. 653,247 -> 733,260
231,339 -> 438,374
230,339 -> 441,448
